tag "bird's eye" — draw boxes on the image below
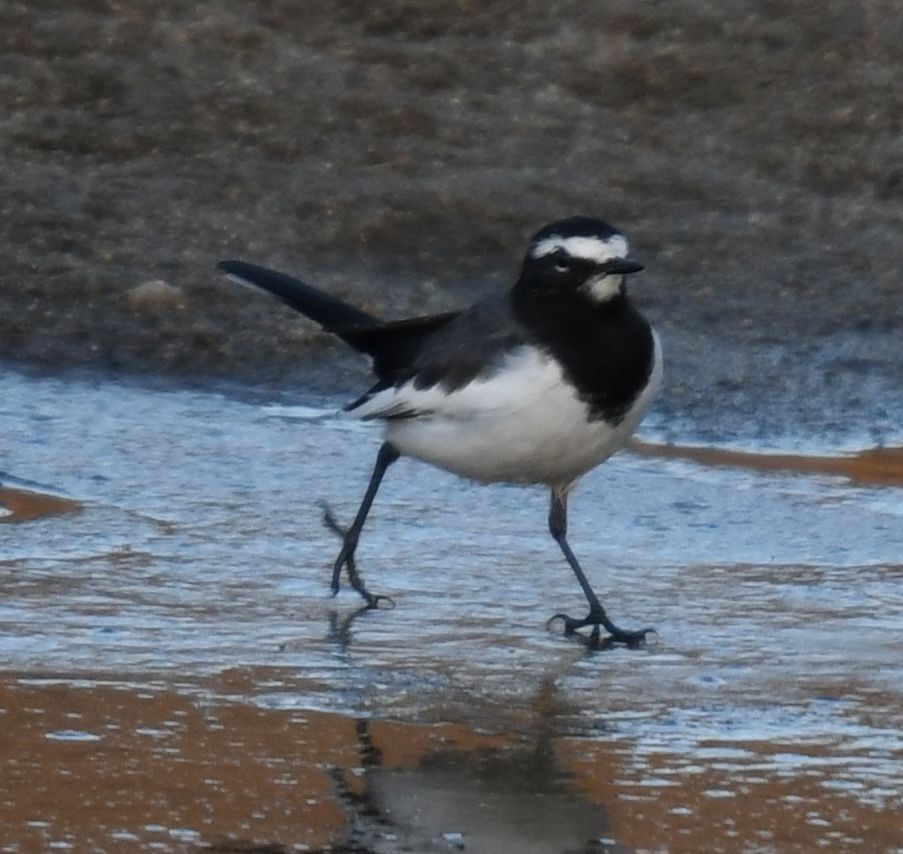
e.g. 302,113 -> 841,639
551,250 -> 570,272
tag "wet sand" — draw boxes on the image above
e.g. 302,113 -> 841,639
5,438 -> 903,523
2,673 -> 900,853
629,441 -> 903,488
0,486 -> 80,524
2,371 -> 901,851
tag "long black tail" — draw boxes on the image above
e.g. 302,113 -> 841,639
219,260 -> 378,334
219,259 -> 461,381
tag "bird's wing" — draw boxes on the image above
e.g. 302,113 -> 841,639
335,312 -> 462,381
347,294 -> 529,420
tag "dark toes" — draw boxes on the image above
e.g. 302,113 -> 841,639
365,593 -> 396,610
608,627 -> 656,648
546,612 -> 583,634
321,502 -> 346,538
547,612 -> 655,647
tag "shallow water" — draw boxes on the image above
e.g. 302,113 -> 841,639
1,369 -> 902,852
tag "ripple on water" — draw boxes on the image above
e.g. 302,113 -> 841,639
1,369 -> 902,850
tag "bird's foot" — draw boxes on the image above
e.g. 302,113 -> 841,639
332,550 -> 395,610
547,608 -> 654,648
322,502 -> 395,609
347,585 -> 396,610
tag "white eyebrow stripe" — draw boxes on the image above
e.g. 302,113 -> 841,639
530,234 -> 629,264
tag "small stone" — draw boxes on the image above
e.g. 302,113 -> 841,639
442,831 -> 465,849
128,279 -> 184,311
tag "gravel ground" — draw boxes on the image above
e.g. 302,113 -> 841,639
2,0 -> 901,440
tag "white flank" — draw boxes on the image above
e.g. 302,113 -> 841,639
353,340 -> 662,486
530,234 -> 629,265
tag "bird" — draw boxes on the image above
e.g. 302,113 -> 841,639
219,216 -> 663,645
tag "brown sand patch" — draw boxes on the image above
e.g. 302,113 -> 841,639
0,486 -> 80,523
1,674 -> 899,852
629,441 -> 903,487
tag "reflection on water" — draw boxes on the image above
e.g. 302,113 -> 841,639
2,674 -> 900,852
1,369 -> 902,851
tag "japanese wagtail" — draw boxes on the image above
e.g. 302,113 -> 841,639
220,216 -> 662,645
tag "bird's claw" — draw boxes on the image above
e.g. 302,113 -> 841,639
547,611 -> 654,648
360,592 -> 396,610
330,571 -> 394,609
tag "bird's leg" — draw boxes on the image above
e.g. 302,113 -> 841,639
546,486 -> 653,647
326,442 -> 399,607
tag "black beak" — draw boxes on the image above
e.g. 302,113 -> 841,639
602,258 -> 644,275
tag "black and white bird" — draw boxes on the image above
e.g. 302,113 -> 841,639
220,216 -> 663,645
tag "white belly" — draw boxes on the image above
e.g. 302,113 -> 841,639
370,338 -> 662,486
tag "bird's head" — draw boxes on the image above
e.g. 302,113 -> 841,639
521,216 -> 644,303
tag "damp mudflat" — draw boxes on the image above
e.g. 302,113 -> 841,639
1,369 -> 902,853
